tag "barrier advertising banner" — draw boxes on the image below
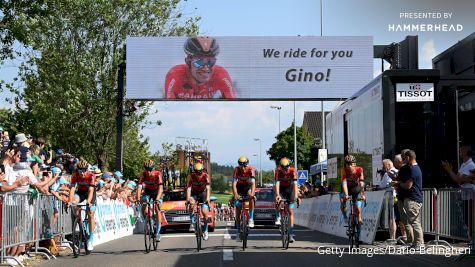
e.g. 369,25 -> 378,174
126,36 -> 373,100
295,191 -> 386,244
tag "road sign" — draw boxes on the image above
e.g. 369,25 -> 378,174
297,170 -> 308,185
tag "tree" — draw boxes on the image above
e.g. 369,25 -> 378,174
267,122 -> 318,171
2,1 -> 200,175
211,174 -> 228,194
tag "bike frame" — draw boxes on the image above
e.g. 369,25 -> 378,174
279,199 -> 291,249
143,198 -> 158,252
72,204 -> 90,257
347,197 -> 361,249
188,201 -> 206,252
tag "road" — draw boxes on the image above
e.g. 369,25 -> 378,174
38,221 -> 473,267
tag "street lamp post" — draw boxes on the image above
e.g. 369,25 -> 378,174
253,138 -> 262,186
270,105 -> 282,133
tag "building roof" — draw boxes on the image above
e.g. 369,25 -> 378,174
302,111 -> 330,140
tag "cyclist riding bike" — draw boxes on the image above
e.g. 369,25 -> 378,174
340,155 -> 365,225
274,157 -> 298,243
232,156 -> 257,242
68,159 -> 96,251
186,162 -> 211,241
137,159 -> 164,241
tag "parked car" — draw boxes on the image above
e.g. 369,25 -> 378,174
160,188 -> 215,232
253,187 -> 276,226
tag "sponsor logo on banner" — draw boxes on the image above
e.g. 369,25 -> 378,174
295,191 -> 387,244
396,83 -> 434,102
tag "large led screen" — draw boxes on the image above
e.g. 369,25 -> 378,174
126,36 -> 373,100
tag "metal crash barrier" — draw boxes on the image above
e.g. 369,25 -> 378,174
1,193 -> 62,266
379,187 -> 475,258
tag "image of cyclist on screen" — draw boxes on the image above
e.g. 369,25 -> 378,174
164,36 -> 236,99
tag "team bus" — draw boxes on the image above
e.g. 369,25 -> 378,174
325,32 -> 475,188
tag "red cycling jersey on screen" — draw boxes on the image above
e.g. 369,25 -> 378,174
139,170 -> 163,191
164,64 -> 236,99
274,166 -> 297,187
71,171 -> 95,192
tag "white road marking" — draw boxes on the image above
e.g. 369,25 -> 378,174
223,249 -> 234,261
162,233 -> 284,238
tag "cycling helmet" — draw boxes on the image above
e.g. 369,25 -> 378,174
143,159 -> 155,169
193,162 -> 204,173
238,156 -> 249,167
280,157 -> 290,168
76,159 -> 88,170
184,36 -> 220,57
344,155 -> 356,164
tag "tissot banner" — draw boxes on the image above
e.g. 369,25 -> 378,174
126,36 -> 373,100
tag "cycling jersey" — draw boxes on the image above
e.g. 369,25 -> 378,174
71,171 -> 95,192
187,172 -> 210,193
274,166 -> 297,187
139,170 -> 163,192
232,166 -> 256,186
341,166 -> 364,191
164,64 -> 236,99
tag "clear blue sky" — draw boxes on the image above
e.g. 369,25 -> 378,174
1,0 -> 474,170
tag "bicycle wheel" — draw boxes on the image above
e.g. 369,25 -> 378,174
355,222 -> 361,248
241,212 -> 248,251
72,217 -> 82,258
349,217 -> 357,249
152,211 -> 158,251
195,213 -> 202,252
144,212 -> 152,252
83,219 -> 90,255
282,213 -> 290,249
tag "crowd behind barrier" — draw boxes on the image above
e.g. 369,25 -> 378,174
295,187 -> 475,254
0,192 -> 137,266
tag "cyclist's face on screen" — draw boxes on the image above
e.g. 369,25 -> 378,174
190,57 -> 216,84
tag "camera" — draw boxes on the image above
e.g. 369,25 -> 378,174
376,169 -> 386,175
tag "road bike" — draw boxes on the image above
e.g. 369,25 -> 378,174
236,196 -> 254,251
143,198 -> 159,253
278,198 -> 299,249
346,196 -> 365,249
187,201 -> 208,252
71,204 -> 91,257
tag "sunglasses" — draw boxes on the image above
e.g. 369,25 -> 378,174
191,58 -> 216,69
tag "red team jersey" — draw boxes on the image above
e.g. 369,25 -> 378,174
164,64 -> 236,99
341,166 -> 364,189
187,172 -> 210,193
233,166 -> 256,186
71,171 -> 96,191
274,166 -> 297,187
139,170 -> 163,191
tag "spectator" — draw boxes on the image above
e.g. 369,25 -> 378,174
380,159 -> 399,241
442,146 -> 475,194
0,152 -> 28,192
393,150 -> 424,249
390,152 -> 409,245
14,133 -> 30,163
11,147 -> 50,194
314,180 -> 328,196
36,137 -> 53,165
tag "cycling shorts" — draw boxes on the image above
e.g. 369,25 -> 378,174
339,190 -> 364,208
278,185 -> 296,209
190,191 -> 209,210
74,190 -> 97,211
